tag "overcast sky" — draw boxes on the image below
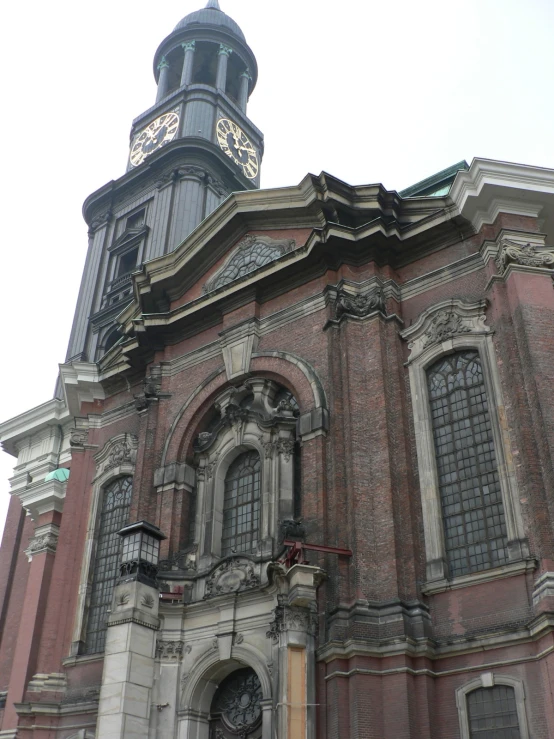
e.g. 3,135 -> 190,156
1,0 -> 554,540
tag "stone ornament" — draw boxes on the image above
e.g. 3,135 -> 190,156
266,599 -> 317,643
25,531 -> 59,560
257,435 -> 295,461
422,311 -> 472,348
203,234 -> 296,293
495,239 -> 554,273
95,433 -> 138,476
141,594 -> 155,609
156,640 -> 184,660
335,285 -> 386,320
401,299 -> 490,363
204,557 -> 261,598
69,429 -> 88,448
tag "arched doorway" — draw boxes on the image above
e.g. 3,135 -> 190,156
209,667 -> 263,738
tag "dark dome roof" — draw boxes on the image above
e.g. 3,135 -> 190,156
173,8 -> 246,42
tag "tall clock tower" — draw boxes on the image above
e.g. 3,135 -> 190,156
65,0 -> 263,364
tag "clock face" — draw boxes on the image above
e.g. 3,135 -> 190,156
129,111 -> 180,167
216,118 -> 259,180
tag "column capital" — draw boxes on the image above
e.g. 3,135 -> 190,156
24,524 -> 60,561
157,56 -> 170,70
181,40 -> 196,52
218,44 -> 233,57
240,67 -> 252,80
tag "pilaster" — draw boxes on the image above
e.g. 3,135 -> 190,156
96,578 -> 160,738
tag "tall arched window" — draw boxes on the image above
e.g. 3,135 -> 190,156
427,351 -> 509,577
84,476 -> 132,654
467,685 -> 521,738
222,452 -> 261,556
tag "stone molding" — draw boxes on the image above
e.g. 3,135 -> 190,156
25,524 -> 60,561
333,284 -> 386,322
26,672 -> 67,694
156,640 -> 184,660
59,361 -> 105,417
401,299 -> 490,364
204,557 -> 261,598
18,478 -> 68,523
456,674 -> 530,739
495,238 -> 554,274
218,318 -> 261,380
94,433 -> 138,477
532,572 -> 554,606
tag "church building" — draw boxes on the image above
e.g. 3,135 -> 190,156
2,2 -> 554,737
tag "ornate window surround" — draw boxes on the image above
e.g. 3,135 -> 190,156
203,234 -> 296,294
193,379 -> 296,568
70,433 -> 138,656
401,300 -> 529,590
456,673 -> 529,739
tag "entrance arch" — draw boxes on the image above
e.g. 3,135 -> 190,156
179,647 -> 273,739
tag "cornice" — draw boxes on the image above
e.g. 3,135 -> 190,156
450,157 -> 554,238
82,136 -> 256,225
0,399 -> 69,457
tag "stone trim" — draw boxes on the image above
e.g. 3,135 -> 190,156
70,439 -> 137,654
401,300 -> 528,583
421,558 -> 537,595
24,524 -> 60,561
456,674 -> 530,739
318,632 -> 554,665
532,572 -> 554,606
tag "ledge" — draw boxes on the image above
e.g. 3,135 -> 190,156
421,558 -> 537,595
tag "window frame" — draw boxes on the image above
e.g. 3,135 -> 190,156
456,674 -> 529,739
193,381 -> 296,569
402,301 -> 528,588
70,434 -> 137,656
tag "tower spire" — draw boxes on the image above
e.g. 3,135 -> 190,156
205,0 -> 221,9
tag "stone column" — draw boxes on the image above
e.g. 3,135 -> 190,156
216,44 -> 232,92
180,41 -> 195,87
96,576 -> 160,738
238,68 -> 251,112
156,57 -> 171,102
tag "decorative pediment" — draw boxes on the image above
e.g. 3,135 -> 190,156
496,238 -> 554,274
401,300 -> 490,363
193,379 -> 297,453
108,225 -> 149,253
95,433 -> 138,476
203,234 -> 296,293
204,556 -> 261,598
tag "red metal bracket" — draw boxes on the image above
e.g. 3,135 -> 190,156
282,540 -> 352,569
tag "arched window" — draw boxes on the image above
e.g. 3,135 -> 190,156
210,668 -> 263,738
467,685 -> 520,738
427,351 -> 509,577
84,476 -> 132,654
222,452 -> 261,556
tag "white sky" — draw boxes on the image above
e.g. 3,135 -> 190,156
1,0 -> 554,540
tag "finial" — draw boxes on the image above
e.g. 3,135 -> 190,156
205,0 -> 221,9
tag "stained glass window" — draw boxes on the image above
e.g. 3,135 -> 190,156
468,686 -> 521,738
222,452 -> 261,556
427,351 -> 508,577
84,477 -> 132,654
